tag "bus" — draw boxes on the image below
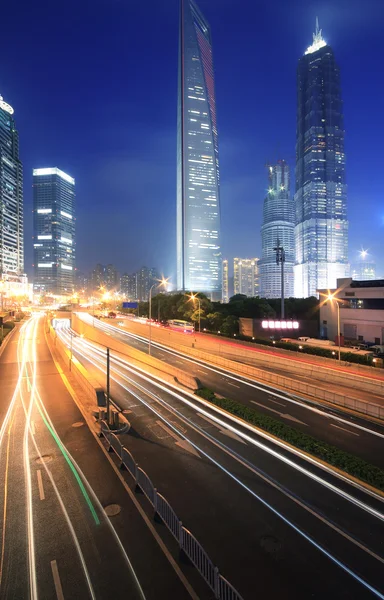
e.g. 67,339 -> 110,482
167,319 -> 194,333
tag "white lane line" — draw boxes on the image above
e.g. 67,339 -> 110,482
156,421 -> 200,457
51,560 -> 65,600
36,469 -> 45,500
251,400 -> 280,415
196,369 -> 206,373
330,424 -> 360,437
268,398 -> 286,407
251,401 -> 308,426
227,382 -> 240,388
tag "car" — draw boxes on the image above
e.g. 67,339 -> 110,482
298,336 -> 310,342
280,337 -> 291,343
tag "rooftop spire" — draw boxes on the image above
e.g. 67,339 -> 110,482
305,16 -> 327,55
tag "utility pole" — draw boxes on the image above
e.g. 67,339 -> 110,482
106,347 -> 110,424
273,239 -> 286,319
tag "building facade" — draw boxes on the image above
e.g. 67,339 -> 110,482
294,21 -> 348,298
260,161 -> 295,298
33,168 -> 75,295
222,258 -> 229,303
136,266 -> 158,302
120,272 -> 137,300
234,258 -> 259,297
0,94 -> 23,278
177,0 -> 222,299
319,278 -> 384,345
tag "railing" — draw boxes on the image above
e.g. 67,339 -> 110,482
100,422 -> 244,600
181,526 -> 217,593
136,467 -> 156,505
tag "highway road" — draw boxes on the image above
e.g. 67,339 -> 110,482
0,316 -> 201,600
58,319 -> 384,599
76,313 -> 384,470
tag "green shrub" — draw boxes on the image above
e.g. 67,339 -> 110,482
195,388 -> 384,491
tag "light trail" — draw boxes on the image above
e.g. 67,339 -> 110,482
62,326 -> 384,519
85,314 -> 384,440
60,326 -> 384,599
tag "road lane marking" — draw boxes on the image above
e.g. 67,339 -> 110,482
37,470 -> 45,500
198,414 -> 247,444
251,401 -> 308,426
51,560 -> 65,600
330,424 -> 360,437
251,400 -> 280,415
156,420 -> 200,457
227,382 -> 240,388
268,398 -> 286,407
196,369 -> 206,373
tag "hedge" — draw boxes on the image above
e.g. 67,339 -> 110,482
195,387 -> 384,491
0,322 -> 15,345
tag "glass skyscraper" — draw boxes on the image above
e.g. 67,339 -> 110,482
33,168 -> 75,295
260,161 -> 295,298
177,0 -> 222,299
294,21 -> 348,298
0,94 -> 23,277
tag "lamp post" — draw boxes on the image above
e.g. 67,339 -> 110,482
149,278 -> 169,355
189,293 -> 201,333
273,239 -> 285,319
328,294 -> 341,361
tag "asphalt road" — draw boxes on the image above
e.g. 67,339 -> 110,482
77,313 -> 384,470
59,321 -> 384,600
0,316 -> 200,600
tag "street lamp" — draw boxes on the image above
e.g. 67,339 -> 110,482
188,293 -> 201,333
149,278 -> 169,355
328,294 -> 341,361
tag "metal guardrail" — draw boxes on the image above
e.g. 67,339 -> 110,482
156,493 -> 180,542
136,467 -> 156,505
100,421 -> 244,600
181,526 -> 217,593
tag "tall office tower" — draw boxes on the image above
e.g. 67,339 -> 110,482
234,258 -> 259,297
351,251 -> 376,281
294,20 -> 348,298
120,273 -> 137,299
105,264 -> 119,290
0,94 -> 23,277
136,266 -> 159,302
91,264 -> 106,291
222,258 -> 229,303
260,161 -> 295,298
33,168 -> 75,295
177,0 -> 222,299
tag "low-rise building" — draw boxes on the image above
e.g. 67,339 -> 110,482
318,278 -> 384,345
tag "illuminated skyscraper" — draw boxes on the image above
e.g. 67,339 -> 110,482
177,0 -> 222,299
222,259 -> 229,303
0,94 -> 23,277
260,161 -> 295,298
234,258 -> 259,297
294,21 -> 348,298
33,168 -> 75,295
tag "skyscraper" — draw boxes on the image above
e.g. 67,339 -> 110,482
177,0 -> 222,299
0,94 -> 23,277
222,259 -> 229,303
234,258 -> 259,297
260,161 -> 295,298
294,21 -> 348,298
33,168 -> 75,295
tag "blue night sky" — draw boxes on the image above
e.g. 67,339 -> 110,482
2,0 -> 384,282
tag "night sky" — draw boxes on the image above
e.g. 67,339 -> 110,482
3,0 -> 384,282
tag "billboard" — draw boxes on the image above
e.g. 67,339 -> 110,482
122,302 -> 138,309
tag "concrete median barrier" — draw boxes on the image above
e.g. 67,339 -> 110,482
71,314 -> 199,392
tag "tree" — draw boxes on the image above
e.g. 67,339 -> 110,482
221,315 -> 239,336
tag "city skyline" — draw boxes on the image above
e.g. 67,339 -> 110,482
2,0 -> 384,285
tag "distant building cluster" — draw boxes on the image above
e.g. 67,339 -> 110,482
76,265 -> 159,302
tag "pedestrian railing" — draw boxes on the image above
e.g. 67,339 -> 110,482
100,421 -> 244,600
155,492 -> 180,542
181,526 -> 217,593
136,467 -> 156,505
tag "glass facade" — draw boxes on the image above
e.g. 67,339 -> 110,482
234,258 -> 259,297
33,168 -> 75,295
294,24 -> 348,298
260,161 -> 295,298
0,95 -> 23,277
177,0 -> 222,299
222,258 -> 229,303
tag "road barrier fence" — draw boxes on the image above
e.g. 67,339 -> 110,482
100,420 -> 244,600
